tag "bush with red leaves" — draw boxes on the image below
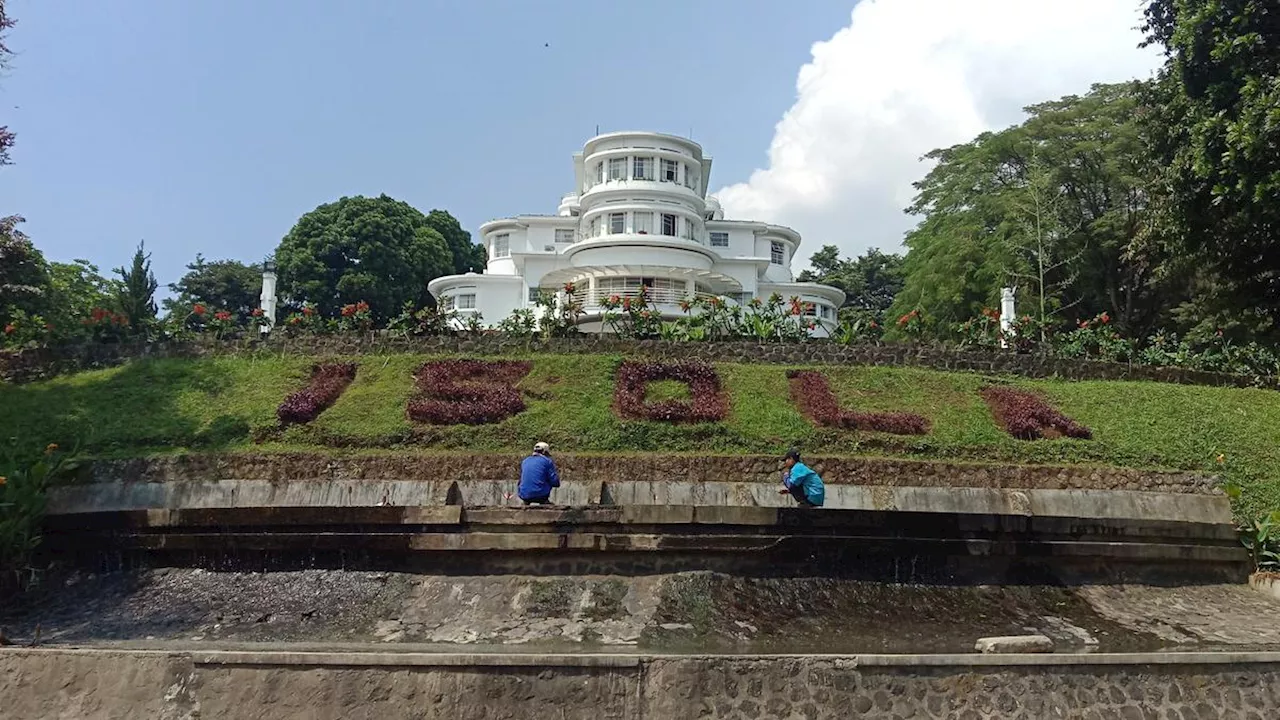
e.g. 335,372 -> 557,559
980,386 -> 1092,440
786,369 -> 930,435
408,359 -> 533,425
614,360 -> 729,423
277,362 -> 358,426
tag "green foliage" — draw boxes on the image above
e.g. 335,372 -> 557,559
1141,0 -> 1280,328
891,83 -> 1177,338
424,209 -> 485,275
798,246 -> 904,319
0,216 -> 49,328
275,195 -> 457,320
164,255 -> 263,321
0,441 -> 75,594
113,242 -> 158,332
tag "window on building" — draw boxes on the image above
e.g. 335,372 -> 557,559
457,294 -> 476,310
528,287 -> 541,303
661,158 -> 679,182
609,212 -> 626,234
594,162 -> 603,184
554,228 -> 574,243
736,292 -> 754,306
441,296 -> 455,310
634,211 -> 653,234
588,217 -> 601,238
661,213 -> 678,236
770,241 -> 785,265
633,157 -> 654,180
608,157 -> 626,180
710,231 -> 729,248
492,234 -> 511,259
681,218 -> 694,241
543,244 -> 555,252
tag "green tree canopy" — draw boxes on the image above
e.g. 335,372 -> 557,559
1141,0 -> 1280,327
46,259 -> 117,327
0,217 -> 48,327
425,209 -> 485,275
275,194 -> 453,319
164,255 -> 263,319
798,246 -> 904,318
114,242 -> 158,330
889,82 -> 1177,336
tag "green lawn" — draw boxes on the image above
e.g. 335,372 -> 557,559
1,353 -> 1276,516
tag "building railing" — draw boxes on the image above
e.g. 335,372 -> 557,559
576,288 -> 721,308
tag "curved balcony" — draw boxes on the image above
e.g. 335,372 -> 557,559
564,235 -> 716,271
578,178 -> 705,209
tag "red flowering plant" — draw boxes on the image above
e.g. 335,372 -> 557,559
280,303 -> 324,337
831,308 -> 883,345
600,285 -> 664,339
207,309 -> 236,338
980,386 -> 1091,441
956,308 -> 1002,349
895,309 -> 928,340
1054,311 -> 1131,362
249,307 -> 272,332
276,363 -> 358,426
0,310 -> 56,349
81,306 -> 130,343
408,359 -> 533,425
613,360 -> 729,423
337,300 -> 373,334
786,369 -> 930,435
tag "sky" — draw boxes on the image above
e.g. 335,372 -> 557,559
0,0 -> 1162,297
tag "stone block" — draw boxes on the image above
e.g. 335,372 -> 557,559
974,635 -> 1054,654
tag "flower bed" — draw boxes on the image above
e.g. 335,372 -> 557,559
980,386 -> 1092,440
614,360 -> 729,423
786,369 -> 930,435
407,359 -> 533,425
276,362 -> 358,426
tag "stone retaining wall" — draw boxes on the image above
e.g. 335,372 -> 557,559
4,333 -> 1272,389
2,649 -> 1278,719
84,452 -> 1221,495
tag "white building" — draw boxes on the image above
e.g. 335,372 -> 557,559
428,131 -> 845,335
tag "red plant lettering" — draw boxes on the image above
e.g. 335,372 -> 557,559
408,359 -> 532,425
980,386 -> 1091,441
277,363 -> 358,426
786,369 -> 930,435
613,360 -> 729,423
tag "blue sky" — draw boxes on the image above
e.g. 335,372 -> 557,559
0,0 -> 853,292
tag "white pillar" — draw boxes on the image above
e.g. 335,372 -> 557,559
1000,287 -> 1016,348
260,265 -> 278,334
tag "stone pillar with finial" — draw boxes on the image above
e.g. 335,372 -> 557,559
1000,287 -> 1016,349
260,260 -> 278,334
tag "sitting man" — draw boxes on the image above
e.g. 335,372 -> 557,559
518,441 -> 560,506
778,449 -> 825,508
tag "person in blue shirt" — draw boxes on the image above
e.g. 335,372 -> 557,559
518,441 -> 560,506
778,449 -> 825,508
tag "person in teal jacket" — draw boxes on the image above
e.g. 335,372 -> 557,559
778,449 -> 825,507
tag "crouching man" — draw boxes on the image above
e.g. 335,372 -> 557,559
518,441 -> 560,506
778,449 -> 825,508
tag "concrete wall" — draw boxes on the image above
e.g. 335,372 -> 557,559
4,648 -> 1279,720
4,334 -> 1271,389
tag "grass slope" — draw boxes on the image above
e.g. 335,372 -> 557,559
1,353 -> 1276,515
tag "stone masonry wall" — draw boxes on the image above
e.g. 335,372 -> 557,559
85,452 -> 1220,495
2,649 -> 1278,720
3,332 -> 1273,389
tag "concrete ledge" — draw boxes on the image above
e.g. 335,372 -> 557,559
7,646 -> 1280,669
48,481 -> 1233,525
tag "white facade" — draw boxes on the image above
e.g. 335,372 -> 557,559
429,131 -> 845,335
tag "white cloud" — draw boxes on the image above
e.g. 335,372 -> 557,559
716,0 -> 1162,266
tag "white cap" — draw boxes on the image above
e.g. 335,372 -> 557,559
533,441 -> 550,453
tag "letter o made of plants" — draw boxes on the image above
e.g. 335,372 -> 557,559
613,360 -> 729,423
408,359 -> 533,425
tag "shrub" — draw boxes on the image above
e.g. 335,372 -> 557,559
786,369 -> 930,435
0,442 -> 74,596
614,360 -> 729,423
980,386 -> 1091,440
408,359 -> 533,425
276,362 -> 358,426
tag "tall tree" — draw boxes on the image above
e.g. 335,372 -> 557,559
1005,157 -> 1085,338
275,194 -> 453,319
164,255 -> 263,319
114,242 -> 158,330
0,1 -> 14,169
798,246 -> 904,318
1141,0 -> 1280,329
425,209 -> 485,274
0,217 -> 47,327
889,83 -> 1176,336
